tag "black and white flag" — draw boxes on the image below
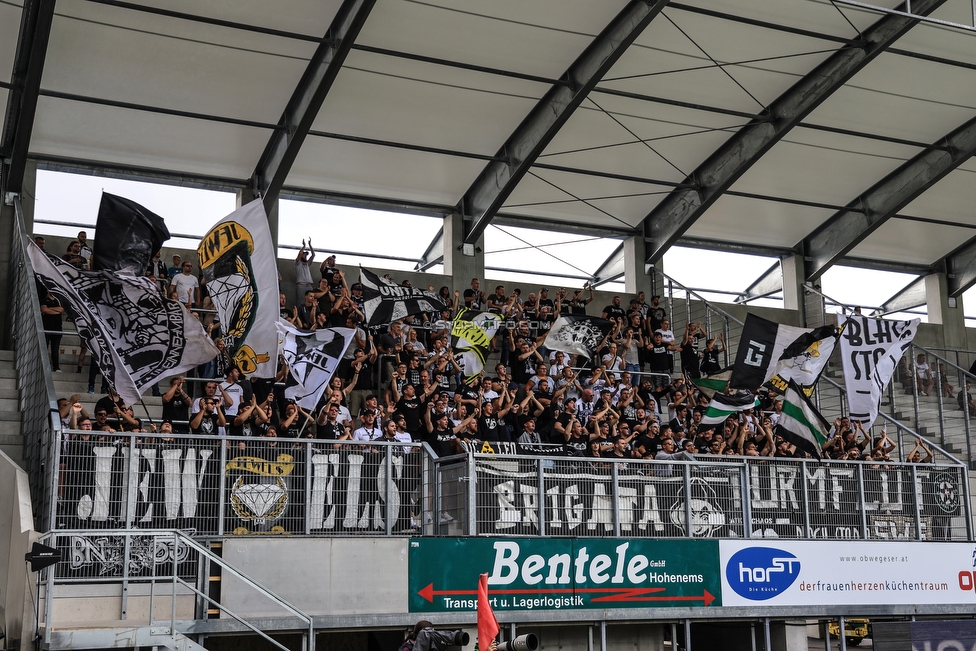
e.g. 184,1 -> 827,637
276,321 -> 355,410
840,315 -> 918,429
452,309 -> 501,383
730,313 -> 835,394
198,200 -> 280,378
544,315 -> 613,357
359,267 -> 448,326
28,240 -> 218,406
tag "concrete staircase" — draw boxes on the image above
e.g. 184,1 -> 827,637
51,327 -> 166,424
0,350 -> 23,464
821,363 -> 971,461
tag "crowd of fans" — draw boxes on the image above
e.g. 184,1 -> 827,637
40,232 -> 950,466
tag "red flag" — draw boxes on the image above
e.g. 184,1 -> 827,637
478,573 -> 499,649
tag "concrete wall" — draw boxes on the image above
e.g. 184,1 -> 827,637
0,450 -> 39,651
34,234 -> 976,367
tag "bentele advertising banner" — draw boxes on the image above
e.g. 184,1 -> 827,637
720,540 -> 976,607
408,538 -> 721,612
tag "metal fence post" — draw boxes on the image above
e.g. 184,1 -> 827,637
467,454 -> 478,536
386,444 -> 394,536
217,440 -> 228,536
537,460 -> 546,537
741,461 -> 753,539
856,464 -> 868,540
611,462 -> 621,538
911,465 -> 923,540
963,467 -> 974,542
800,460 -> 811,539
305,439 -> 313,535
684,464 -> 693,538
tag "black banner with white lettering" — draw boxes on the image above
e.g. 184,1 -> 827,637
54,438 -> 962,540
359,266 -> 448,326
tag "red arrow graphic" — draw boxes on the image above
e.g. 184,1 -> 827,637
417,584 -> 715,607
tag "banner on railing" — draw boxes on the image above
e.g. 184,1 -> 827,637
53,437 -> 964,541
472,459 -> 961,540
56,439 -> 420,536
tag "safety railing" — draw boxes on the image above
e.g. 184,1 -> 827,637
52,432 -> 431,536
39,529 -> 315,651
51,431 -> 971,541
10,196 -> 61,531
436,453 -> 971,542
659,271 -> 741,376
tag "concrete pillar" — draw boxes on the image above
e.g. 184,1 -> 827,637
237,188 -> 278,254
781,254 -> 804,320
623,234 -> 654,296
443,212 -> 484,291
0,160 -> 37,347
21,160 -> 37,235
770,620 -> 810,651
925,272 -> 967,349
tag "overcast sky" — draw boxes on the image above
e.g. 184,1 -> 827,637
32,169 -> 954,324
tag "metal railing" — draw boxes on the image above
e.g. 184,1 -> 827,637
51,431 -> 970,542
435,453 -> 971,542
10,196 -> 61,531
659,270 -> 741,375
39,529 -> 315,651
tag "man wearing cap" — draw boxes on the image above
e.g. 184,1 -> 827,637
517,417 -> 543,445
358,394 -> 381,429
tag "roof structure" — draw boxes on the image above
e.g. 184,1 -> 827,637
4,0 -> 976,309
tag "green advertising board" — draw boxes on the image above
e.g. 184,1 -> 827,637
409,538 -> 721,612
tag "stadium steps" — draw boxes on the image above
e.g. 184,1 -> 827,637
0,350 -> 24,464
821,365 -> 969,458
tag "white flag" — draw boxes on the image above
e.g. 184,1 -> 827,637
198,200 -> 280,378
276,321 -> 355,410
840,315 -> 919,429
29,240 -> 218,406
544,315 -> 614,357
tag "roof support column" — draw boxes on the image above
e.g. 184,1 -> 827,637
623,235 -> 653,297
444,212 -> 484,293
781,254 -> 805,324
925,273 -> 967,349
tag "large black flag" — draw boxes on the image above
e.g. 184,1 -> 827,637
359,267 -> 448,326
91,192 -> 170,275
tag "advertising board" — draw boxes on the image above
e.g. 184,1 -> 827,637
408,537 -> 721,612
719,540 -> 976,607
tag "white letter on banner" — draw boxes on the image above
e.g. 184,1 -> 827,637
489,541 -> 521,585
